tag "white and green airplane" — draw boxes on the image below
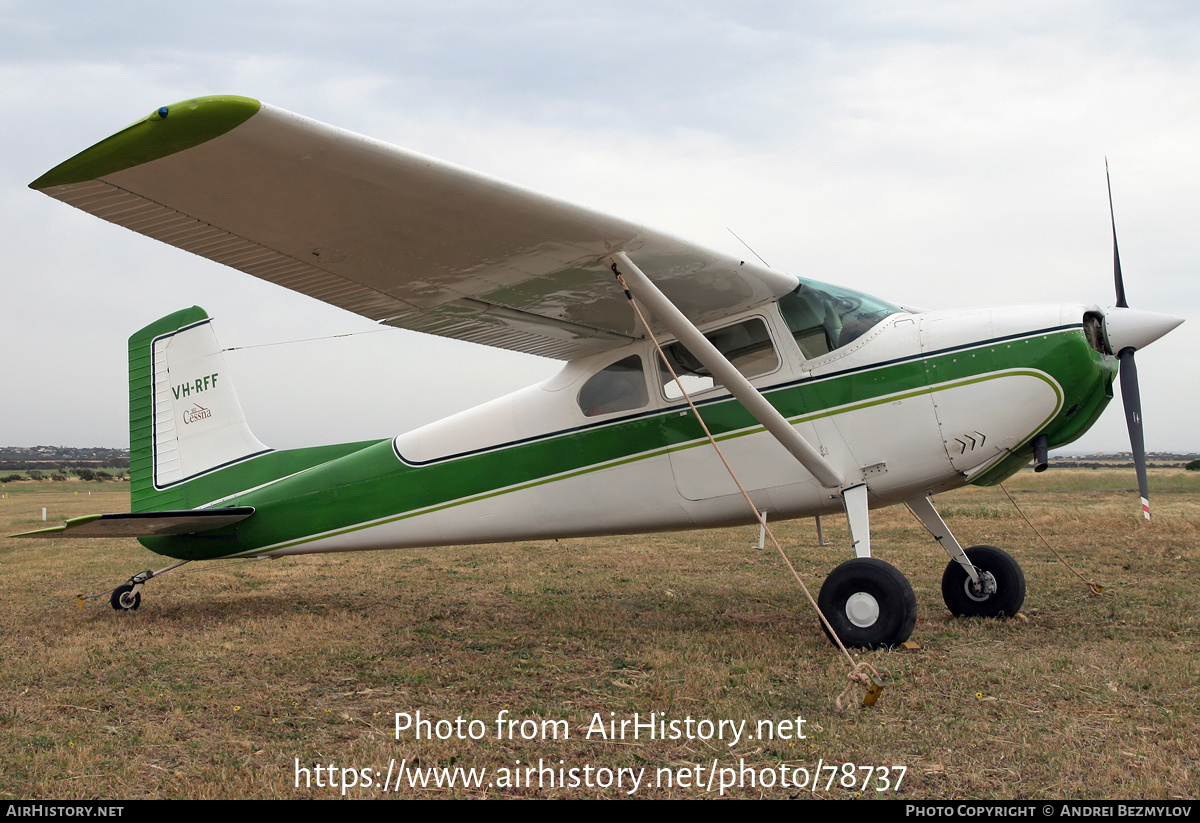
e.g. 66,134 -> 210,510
22,96 -> 1182,647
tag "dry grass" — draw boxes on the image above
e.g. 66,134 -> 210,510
1,470 -> 1196,799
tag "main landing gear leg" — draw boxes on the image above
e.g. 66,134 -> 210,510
108,560 -> 191,611
906,494 -> 1026,618
613,253 -> 911,647
817,484 -> 917,648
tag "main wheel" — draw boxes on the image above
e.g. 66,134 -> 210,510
941,545 -> 1025,618
817,558 -> 917,648
110,584 -> 141,611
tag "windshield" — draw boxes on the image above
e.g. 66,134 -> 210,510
778,279 -> 902,359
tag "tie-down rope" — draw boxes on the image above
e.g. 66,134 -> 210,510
998,483 -> 1104,596
612,266 -> 881,709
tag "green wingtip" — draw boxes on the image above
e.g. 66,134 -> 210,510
30,95 -> 262,189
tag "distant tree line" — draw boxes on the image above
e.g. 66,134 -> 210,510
1,467 -> 128,483
0,446 -> 127,458
1044,461 -> 1191,469
0,459 -> 129,471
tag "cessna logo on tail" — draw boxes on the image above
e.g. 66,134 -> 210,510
182,404 -> 212,424
172,373 -> 219,400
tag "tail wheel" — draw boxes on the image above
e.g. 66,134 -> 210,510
817,558 -> 917,648
110,584 -> 141,611
941,545 -> 1025,618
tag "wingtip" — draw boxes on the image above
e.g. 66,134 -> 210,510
30,95 -> 262,190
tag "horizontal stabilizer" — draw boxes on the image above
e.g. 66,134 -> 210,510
13,507 -> 254,538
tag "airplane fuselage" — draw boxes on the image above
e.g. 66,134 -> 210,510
140,299 -> 1114,562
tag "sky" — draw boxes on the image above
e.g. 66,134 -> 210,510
2,0 -> 1197,455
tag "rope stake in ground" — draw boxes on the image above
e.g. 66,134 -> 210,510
839,664 -> 885,711
610,262 -> 882,709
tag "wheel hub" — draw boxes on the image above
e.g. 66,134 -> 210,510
845,592 -> 880,627
964,570 -> 998,602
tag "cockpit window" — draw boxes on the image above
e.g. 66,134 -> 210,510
657,317 -> 779,400
578,355 -> 649,417
778,280 -> 902,359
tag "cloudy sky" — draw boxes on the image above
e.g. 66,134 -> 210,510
3,1 -> 1196,456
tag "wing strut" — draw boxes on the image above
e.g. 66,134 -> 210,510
613,252 -> 902,687
609,252 -> 845,489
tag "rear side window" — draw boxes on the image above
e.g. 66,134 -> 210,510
578,356 -> 649,417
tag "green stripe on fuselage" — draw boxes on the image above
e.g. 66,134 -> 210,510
144,326 -> 1114,561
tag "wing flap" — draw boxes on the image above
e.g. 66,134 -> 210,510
13,507 -> 255,538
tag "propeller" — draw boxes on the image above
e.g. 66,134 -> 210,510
1101,162 -> 1184,520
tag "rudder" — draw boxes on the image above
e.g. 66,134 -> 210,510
128,307 -> 269,511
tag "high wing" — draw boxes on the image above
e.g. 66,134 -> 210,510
32,96 -> 797,360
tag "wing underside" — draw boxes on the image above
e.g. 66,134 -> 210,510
33,96 -> 798,360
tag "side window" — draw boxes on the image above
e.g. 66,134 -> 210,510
658,317 -> 779,400
578,356 -> 649,417
779,290 -> 834,359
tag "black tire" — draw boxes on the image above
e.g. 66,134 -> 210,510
817,558 -> 917,648
110,584 -> 141,611
941,545 -> 1025,618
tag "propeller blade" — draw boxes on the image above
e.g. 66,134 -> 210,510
1117,348 -> 1151,520
1106,161 -> 1158,520
1106,159 -> 1128,308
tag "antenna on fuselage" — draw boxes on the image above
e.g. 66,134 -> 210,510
727,228 -> 771,268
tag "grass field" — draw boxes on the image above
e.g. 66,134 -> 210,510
1,469 -> 1196,799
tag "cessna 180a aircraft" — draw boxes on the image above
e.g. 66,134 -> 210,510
24,96 -> 1183,648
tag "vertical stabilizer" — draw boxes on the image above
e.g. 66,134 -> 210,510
128,307 -> 269,511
